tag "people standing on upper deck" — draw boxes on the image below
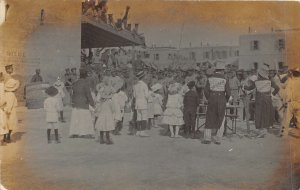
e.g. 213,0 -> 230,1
202,62 -> 231,145
243,64 -> 279,138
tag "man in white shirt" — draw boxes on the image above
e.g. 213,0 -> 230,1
133,71 -> 150,137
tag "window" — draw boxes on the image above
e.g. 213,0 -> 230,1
154,54 -> 159,60
216,51 -> 221,59
203,51 -> 210,59
168,54 -> 173,60
190,52 -> 196,60
251,40 -> 259,50
222,51 -> 227,59
235,50 -> 239,56
278,39 -> 285,51
253,62 -> 258,70
144,53 -> 150,58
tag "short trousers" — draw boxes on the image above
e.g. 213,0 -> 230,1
47,122 -> 59,130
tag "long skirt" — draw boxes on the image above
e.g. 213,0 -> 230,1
69,108 -> 95,136
255,92 -> 274,129
6,108 -> 17,131
205,93 -> 226,130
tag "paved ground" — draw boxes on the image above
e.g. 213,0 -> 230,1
0,107 -> 299,190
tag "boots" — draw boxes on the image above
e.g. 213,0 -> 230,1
106,132 -> 114,145
169,126 -> 175,138
100,131 -> 105,144
47,129 -> 52,144
60,111 -> 66,123
54,129 -> 61,143
6,130 -> 12,143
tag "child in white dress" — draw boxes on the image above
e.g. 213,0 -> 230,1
94,79 -> 117,145
44,86 -> 61,144
161,83 -> 184,138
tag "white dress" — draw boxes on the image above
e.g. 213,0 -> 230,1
153,93 -> 163,116
147,91 -> 155,119
95,98 -> 116,131
161,94 -> 184,126
44,97 -> 60,123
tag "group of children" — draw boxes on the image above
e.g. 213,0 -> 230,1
44,75 -> 129,145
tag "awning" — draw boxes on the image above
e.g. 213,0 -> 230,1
81,16 -> 145,49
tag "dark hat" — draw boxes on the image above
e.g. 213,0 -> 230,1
136,71 -> 145,79
45,86 -> 58,97
187,81 -> 195,88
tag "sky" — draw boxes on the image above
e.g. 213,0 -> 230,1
108,1 -> 298,48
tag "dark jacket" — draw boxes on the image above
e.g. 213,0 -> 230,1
72,78 -> 95,109
184,89 -> 199,112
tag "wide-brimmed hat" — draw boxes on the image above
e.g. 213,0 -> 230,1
258,64 -> 269,79
45,86 -> 58,97
136,71 -> 145,79
168,82 -> 182,95
215,61 -> 225,70
5,79 -> 19,92
151,83 -> 162,92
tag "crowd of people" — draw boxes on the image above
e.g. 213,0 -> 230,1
35,53 -> 300,145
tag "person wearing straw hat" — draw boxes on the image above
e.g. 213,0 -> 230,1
44,86 -> 61,144
3,78 -> 20,143
133,70 -> 150,137
243,63 -> 279,138
202,61 -> 231,145
285,67 -> 300,133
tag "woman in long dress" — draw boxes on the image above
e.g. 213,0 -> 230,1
243,64 -> 279,137
0,72 -> 7,145
69,69 -> 95,138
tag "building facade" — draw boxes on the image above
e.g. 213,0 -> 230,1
239,32 -> 286,70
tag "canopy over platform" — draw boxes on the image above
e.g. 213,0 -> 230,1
81,16 -> 145,49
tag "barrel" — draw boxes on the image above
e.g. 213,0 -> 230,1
25,82 -> 50,109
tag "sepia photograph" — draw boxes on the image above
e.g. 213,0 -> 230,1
0,0 -> 300,189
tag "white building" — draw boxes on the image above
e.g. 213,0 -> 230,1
239,32 -> 286,70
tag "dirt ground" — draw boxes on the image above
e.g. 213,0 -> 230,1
0,107 -> 299,190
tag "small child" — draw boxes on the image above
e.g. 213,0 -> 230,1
183,81 -> 199,139
161,83 -> 184,138
114,83 -> 128,135
44,86 -> 61,144
94,80 -> 116,145
151,83 -> 163,128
